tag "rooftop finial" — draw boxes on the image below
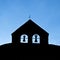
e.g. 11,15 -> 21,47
29,15 -> 31,19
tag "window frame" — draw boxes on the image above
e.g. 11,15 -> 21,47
20,34 -> 28,43
32,34 -> 40,44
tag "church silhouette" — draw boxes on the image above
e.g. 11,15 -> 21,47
12,19 -> 49,47
0,19 -> 60,57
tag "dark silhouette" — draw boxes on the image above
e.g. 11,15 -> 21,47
0,19 -> 60,57
12,19 -> 48,47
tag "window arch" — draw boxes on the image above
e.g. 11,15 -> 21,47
32,34 -> 40,44
20,34 -> 28,43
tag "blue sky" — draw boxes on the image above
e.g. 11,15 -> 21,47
0,0 -> 60,45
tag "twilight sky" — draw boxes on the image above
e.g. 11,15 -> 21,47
0,0 -> 60,45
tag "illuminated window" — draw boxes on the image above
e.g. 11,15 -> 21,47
32,34 -> 40,44
20,34 -> 28,43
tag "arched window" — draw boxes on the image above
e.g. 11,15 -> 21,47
20,34 -> 28,43
32,34 -> 40,44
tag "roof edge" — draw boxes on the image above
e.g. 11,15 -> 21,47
12,19 -> 49,35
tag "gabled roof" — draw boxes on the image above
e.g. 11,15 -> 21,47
12,19 -> 49,35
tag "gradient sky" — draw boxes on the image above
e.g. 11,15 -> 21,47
0,0 -> 60,46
